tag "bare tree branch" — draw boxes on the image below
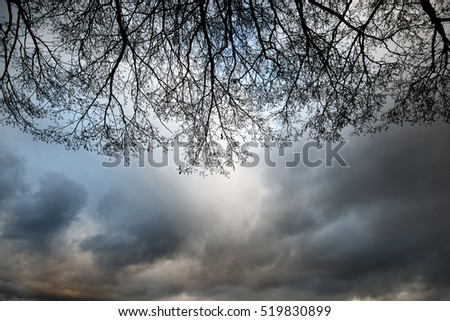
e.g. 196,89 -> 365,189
1,0 -> 449,174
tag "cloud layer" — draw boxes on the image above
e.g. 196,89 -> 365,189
0,123 -> 449,300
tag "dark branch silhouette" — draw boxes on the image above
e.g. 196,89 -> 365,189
1,0 -> 449,174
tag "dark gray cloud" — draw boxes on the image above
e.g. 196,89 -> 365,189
3,173 -> 87,247
255,123 -> 450,299
0,143 -> 26,203
0,279 -> 29,300
0,146 -> 87,250
80,189 -> 185,269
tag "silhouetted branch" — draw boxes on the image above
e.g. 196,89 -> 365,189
1,0 -> 449,174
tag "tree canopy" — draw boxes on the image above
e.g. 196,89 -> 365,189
1,0 -> 449,173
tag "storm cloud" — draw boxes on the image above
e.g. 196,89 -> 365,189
256,123 -> 450,299
0,122 -> 449,300
0,146 -> 87,250
0,143 -> 26,202
80,189 -> 185,269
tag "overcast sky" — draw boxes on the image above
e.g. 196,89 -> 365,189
0,121 -> 450,300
